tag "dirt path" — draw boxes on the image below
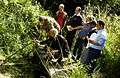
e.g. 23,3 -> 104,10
49,63 -> 78,78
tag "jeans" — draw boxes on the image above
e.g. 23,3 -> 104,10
80,47 -> 101,73
81,47 -> 101,65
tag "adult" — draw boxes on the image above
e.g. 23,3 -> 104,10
30,16 -> 60,40
66,6 -> 83,50
38,16 -> 60,32
40,28 -> 69,64
81,20 -> 107,72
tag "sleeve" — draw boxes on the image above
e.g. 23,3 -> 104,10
97,35 -> 106,46
89,33 -> 97,40
56,11 -> 59,16
40,39 -> 51,45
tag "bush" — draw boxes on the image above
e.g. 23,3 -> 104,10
0,0 -> 49,61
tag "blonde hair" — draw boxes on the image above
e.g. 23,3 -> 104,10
86,15 -> 96,22
59,4 -> 64,8
49,28 -> 58,37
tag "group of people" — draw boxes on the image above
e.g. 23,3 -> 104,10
37,3 -> 107,72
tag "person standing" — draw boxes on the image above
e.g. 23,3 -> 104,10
66,6 -> 83,50
56,4 -> 67,33
81,20 -> 107,72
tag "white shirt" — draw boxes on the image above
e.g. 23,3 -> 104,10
87,29 -> 107,50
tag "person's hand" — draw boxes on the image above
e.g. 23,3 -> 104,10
33,38 -> 39,43
86,36 -> 89,40
33,39 -> 44,47
67,26 -> 74,31
51,50 -> 59,53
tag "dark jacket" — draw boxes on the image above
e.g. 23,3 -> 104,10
40,35 -> 69,57
66,15 -> 83,27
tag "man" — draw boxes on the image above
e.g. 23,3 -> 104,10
40,28 -> 69,63
81,20 -> 107,72
66,6 -> 83,50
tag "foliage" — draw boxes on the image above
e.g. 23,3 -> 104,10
0,0 -> 49,60
0,0 -> 50,77
37,0 -> 120,16
87,0 -> 120,15
69,4 -> 120,78
69,64 -> 87,78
